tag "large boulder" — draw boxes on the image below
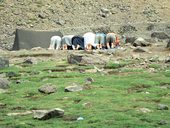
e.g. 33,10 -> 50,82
0,78 -> 9,89
151,32 -> 170,40
33,108 -> 64,120
0,57 -> 9,69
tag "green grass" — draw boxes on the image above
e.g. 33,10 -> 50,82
0,60 -> 170,128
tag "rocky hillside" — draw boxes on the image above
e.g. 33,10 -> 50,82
0,0 -> 170,49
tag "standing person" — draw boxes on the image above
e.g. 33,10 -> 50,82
72,35 -> 84,50
48,36 -> 62,50
106,33 -> 120,49
95,32 -> 106,49
83,32 -> 96,50
61,35 -> 74,50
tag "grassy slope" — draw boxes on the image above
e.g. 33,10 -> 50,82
0,60 -> 170,128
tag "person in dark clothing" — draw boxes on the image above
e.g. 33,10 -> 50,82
72,36 -> 85,50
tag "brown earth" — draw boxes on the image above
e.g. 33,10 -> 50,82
0,0 -> 170,49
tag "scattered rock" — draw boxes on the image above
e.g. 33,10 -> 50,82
137,108 -> 152,113
0,57 -> 9,69
166,40 -> 170,48
83,102 -> 92,108
151,31 -> 170,40
158,120 -> 168,125
85,77 -> 94,85
16,80 -> 21,84
38,84 -> 57,94
23,57 -> 38,65
100,8 -> 110,17
0,103 -> 6,108
54,19 -> 65,26
67,54 -> 83,64
0,78 -> 9,89
0,89 -> 8,93
38,13 -> 46,19
33,108 -> 64,120
157,104 -> 169,110
7,111 -> 32,116
146,24 -> 154,31
133,37 -> 150,47
65,83 -> 83,92
133,46 -> 147,52
165,56 -> 170,63
6,71 -> 18,78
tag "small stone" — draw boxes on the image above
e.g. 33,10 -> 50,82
157,104 -> 169,110
165,56 -> 170,63
137,108 -> 152,113
0,103 -> 6,108
0,78 -> 9,89
158,120 -> 168,125
38,13 -> 46,19
6,71 -> 18,78
16,80 -> 21,84
65,83 -> 83,92
0,57 -> 9,69
77,117 -> 84,121
85,77 -> 94,84
55,19 -> 65,26
83,102 -> 92,108
38,84 -> 57,94
23,57 -> 37,65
